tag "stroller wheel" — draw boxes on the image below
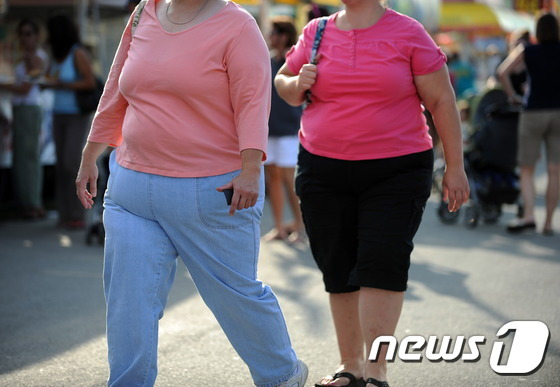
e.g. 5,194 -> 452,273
85,232 -> 93,245
432,165 -> 445,194
517,203 -> 524,218
85,223 -> 105,246
97,224 -> 105,246
482,203 -> 501,224
437,201 -> 460,224
483,217 -> 499,225
464,205 -> 479,228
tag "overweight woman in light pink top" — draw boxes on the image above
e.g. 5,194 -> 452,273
75,1 -> 307,386
275,0 -> 469,386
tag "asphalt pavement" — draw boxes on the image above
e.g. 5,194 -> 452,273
1,170 -> 559,387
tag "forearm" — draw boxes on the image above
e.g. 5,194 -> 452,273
497,46 -> 525,103
430,100 -> 464,170
240,148 -> 264,175
0,82 -> 32,94
498,72 -> 518,101
55,78 -> 96,91
81,141 -> 109,164
274,74 -> 305,107
12,83 -> 33,94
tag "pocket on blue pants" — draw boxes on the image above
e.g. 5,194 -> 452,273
195,170 -> 256,230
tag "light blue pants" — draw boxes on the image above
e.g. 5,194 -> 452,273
103,153 -> 298,387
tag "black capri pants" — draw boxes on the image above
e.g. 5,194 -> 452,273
295,146 -> 433,293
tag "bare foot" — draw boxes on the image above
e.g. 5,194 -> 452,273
263,228 -> 288,242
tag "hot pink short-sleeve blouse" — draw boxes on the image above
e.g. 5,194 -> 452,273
286,9 -> 447,161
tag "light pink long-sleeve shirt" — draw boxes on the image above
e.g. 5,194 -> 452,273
88,0 -> 270,177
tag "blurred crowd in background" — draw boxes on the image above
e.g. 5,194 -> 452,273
0,0 -> 558,228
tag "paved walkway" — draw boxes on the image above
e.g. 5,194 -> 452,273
1,191 -> 559,386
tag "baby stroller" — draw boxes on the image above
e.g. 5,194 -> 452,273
437,88 -> 522,227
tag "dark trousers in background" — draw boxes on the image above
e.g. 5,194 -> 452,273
12,105 -> 43,210
53,113 -> 90,223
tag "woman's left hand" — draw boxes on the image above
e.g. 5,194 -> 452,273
217,170 -> 260,216
414,67 -> 470,213
442,166 -> 470,212
217,149 -> 263,215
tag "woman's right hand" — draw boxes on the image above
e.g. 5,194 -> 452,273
76,161 -> 99,209
76,142 -> 109,209
275,56 -> 320,106
296,63 -> 319,93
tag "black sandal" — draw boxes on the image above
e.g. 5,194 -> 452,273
315,372 -> 365,387
365,378 -> 390,387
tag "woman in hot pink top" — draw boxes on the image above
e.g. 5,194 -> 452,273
275,1 -> 469,386
75,1 -> 307,386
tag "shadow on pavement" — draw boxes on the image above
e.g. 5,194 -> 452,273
417,199 -> 559,264
0,218 -> 198,375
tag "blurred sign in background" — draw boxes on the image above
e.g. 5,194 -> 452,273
0,0 -> 558,169
388,0 -> 441,32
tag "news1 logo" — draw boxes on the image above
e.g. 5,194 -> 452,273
490,321 -> 549,375
369,321 -> 550,375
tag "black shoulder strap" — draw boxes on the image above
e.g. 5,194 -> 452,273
310,17 -> 328,65
304,17 -> 328,109
132,0 -> 148,36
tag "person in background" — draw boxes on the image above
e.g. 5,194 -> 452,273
507,29 -> 531,96
44,14 -> 96,229
75,0 -> 307,386
447,51 -> 477,100
457,99 -> 473,153
127,0 -> 141,12
264,16 -> 305,243
1,19 -> 48,219
275,0 -> 469,386
485,44 -> 503,82
498,13 -> 560,236
307,0 -> 330,21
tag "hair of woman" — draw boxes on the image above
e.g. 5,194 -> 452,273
17,18 -> 40,36
536,12 -> 559,44
46,13 -> 81,61
271,16 -> 298,48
